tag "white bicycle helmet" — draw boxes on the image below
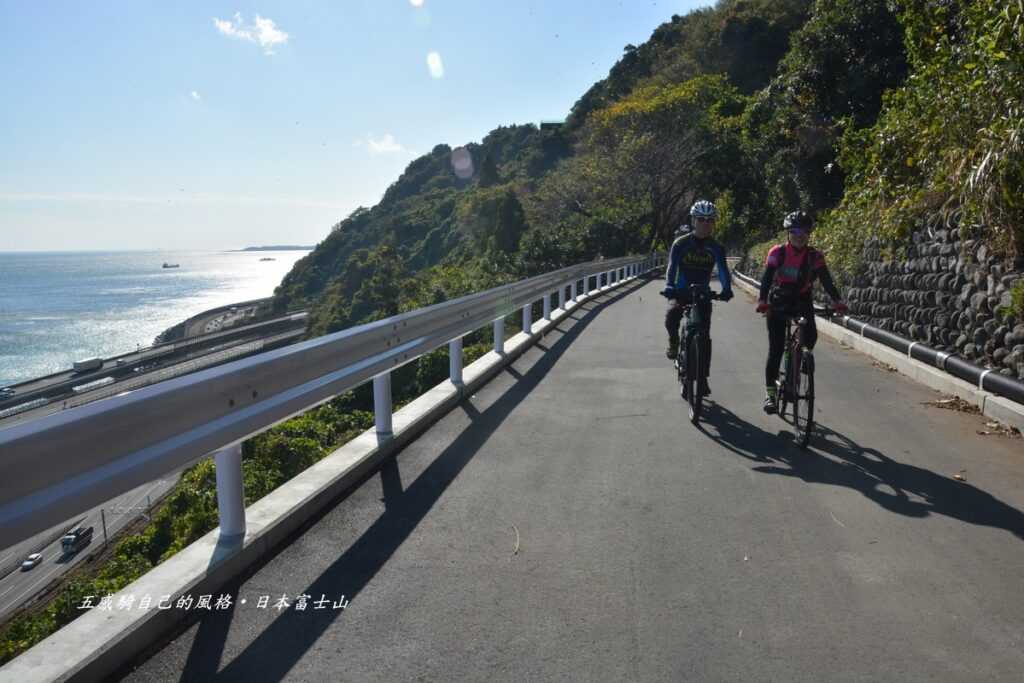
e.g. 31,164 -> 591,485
690,200 -> 717,219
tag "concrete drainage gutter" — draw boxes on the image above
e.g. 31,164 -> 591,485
731,269 -> 1024,433
2,275 -> 648,683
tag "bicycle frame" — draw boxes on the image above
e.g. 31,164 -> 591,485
671,285 -> 719,424
773,305 -> 833,447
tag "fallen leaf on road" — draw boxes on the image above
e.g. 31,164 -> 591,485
921,396 -> 981,414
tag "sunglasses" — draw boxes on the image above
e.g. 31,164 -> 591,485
788,228 -> 809,236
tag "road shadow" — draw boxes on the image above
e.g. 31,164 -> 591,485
699,404 -> 1024,540
149,280 -> 646,681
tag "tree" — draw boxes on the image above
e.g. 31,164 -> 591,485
456,185 -> 529,255
584,75 -> 747,249
478,152 -> 500,187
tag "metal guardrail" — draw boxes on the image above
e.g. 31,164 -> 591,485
732,268 -> 1024,405
0,255 -> 664,550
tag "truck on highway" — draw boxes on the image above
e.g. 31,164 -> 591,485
60,526 -> 94,555
72,357 -> 103,373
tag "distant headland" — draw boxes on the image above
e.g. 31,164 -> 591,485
234,245 -> 314,252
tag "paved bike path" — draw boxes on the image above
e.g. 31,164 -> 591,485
123,277 -> 1024,682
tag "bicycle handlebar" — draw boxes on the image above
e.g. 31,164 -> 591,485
661,285 -> 727,301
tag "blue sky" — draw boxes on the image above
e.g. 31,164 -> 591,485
1,1 -> 709,251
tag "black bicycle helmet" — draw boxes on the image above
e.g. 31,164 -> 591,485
783,210 -> 813,232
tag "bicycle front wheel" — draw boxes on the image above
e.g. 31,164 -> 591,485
793,361 -> 815,447
688,334 -> 703,424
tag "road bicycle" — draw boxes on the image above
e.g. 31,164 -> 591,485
771,305 -> 835,447
666,285 -> 723,425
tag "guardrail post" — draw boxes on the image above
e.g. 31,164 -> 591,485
494,318 -> 505,355
571,280 -> 578,302
555,287 -> 562,310
523,302 -> 532,334
543,292 -> 552,320
374,373 -> 392,438
214,443 -> 245,537
449,337 -> 463,385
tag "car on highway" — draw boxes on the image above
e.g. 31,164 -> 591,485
0,387 -> 14,397
20,553 -> 43,571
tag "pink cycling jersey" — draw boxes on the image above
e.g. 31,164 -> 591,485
765,244 -> 826,295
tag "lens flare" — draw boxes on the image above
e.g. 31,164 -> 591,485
426,51 -> 444,79
451,147 -> 474,179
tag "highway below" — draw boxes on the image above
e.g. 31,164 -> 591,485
0,312 -> 308,419
107,277 -> 1024,681
0,476 -> 177,621
0,327 -> 304,427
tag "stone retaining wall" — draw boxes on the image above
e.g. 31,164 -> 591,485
844,229 -> 1023,379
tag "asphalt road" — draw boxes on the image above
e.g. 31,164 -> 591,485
121,277 -> 1024,681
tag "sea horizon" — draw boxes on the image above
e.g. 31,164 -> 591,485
0,249 -> 310,387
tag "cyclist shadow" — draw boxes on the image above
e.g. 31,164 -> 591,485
698,404 -> 1024,541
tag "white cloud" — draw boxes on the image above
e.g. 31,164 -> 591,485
213,12 -> 289,55
354,134 -> 411,155
409,0 -> 425,6
426,51 -> 444,79
190,91 -> 201,101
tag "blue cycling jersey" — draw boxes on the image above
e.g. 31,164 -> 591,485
665,233 -> 733,293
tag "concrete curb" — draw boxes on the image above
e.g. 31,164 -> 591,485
2,274 -> 650,683
730,272 -> 1024,433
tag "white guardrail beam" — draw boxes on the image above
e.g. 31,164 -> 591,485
0,255 -> 661,549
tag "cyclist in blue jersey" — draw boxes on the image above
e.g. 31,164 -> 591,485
662,200 -> 734,395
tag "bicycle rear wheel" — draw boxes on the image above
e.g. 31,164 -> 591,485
687,333 -> 703,424
793,356 -> 815,447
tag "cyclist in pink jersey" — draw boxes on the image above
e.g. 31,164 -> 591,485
755,211 -> 848,413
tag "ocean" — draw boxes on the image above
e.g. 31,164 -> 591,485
0,250 -> 310,387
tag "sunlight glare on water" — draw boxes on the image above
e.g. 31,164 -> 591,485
0,250 -> 309,386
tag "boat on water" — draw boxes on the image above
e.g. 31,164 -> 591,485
162,262 -> 180,269
259,257 -> 276,261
